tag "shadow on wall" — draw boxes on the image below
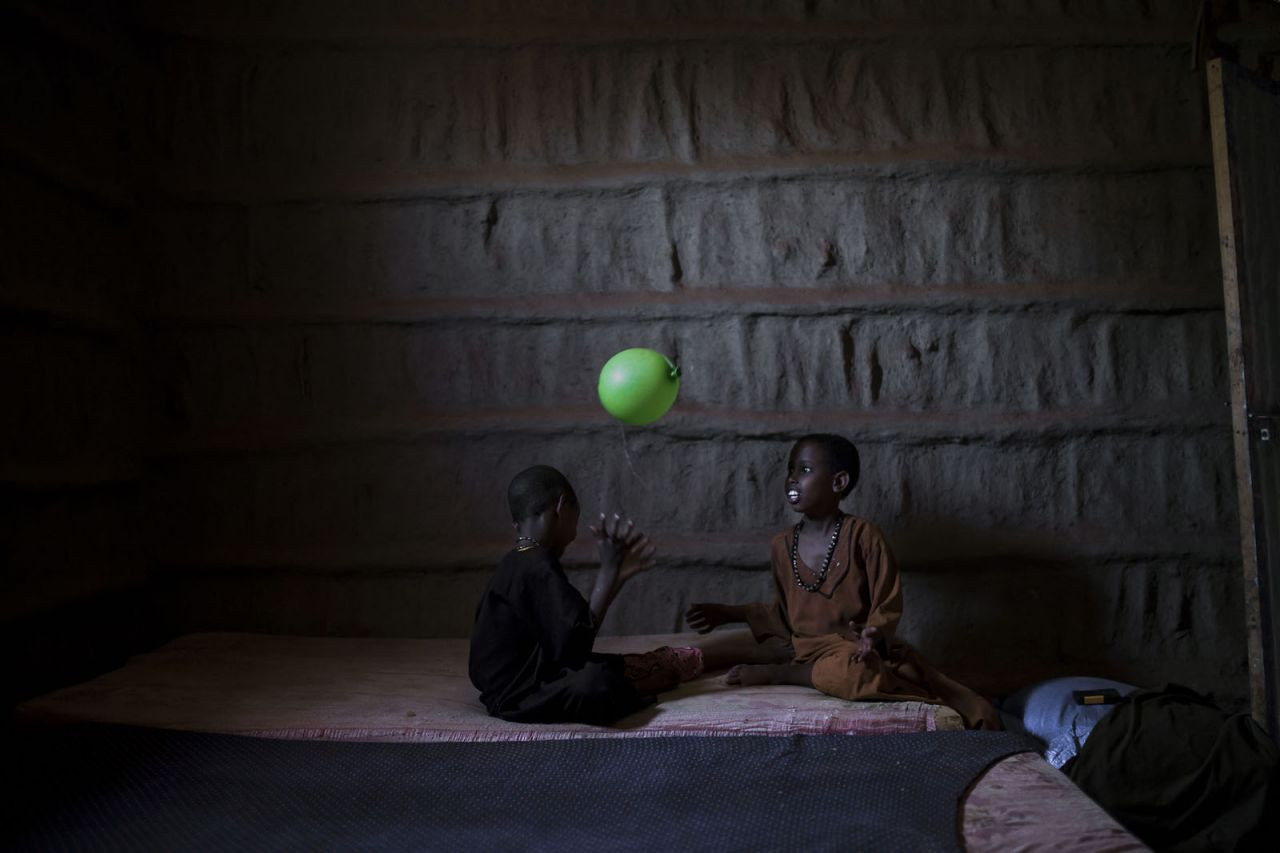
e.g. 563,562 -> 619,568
901,553 -> 1120,696
897,534 -> 1247,708
2,586 -> 163,710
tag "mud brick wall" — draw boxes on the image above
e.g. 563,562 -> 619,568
1,3 -> 158,703
123,1 -> 1241,701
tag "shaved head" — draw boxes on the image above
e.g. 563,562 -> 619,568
790,434 -> 860,498
507,465 -> 577,523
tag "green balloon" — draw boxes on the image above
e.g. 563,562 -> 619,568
597,348 -> 681,425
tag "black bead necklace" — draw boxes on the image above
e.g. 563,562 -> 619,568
790,514 -> 844,592
515,535 -> 541,552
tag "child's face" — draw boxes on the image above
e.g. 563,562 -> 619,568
785,441 -> 843,515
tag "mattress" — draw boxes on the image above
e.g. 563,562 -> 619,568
17,630 -> 962,740
16,630 -> 1146,851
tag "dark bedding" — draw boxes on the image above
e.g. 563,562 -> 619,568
1067,685 -> 1280,851
10,725 -> 1038,852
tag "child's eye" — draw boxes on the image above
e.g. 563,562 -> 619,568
801,466 -> 811,473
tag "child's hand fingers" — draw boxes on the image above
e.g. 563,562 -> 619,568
598,513 -> 647,545
619,521 -> 646,548
613,517 -> 641,546
635,547 -> 656,571
686,603 -> 722,633
687,618 -> 710,632
853,624 -> 882,663
626,533 -> 651,557
627,544 -> 657,575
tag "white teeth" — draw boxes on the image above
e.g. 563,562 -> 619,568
787,490 -> 799,499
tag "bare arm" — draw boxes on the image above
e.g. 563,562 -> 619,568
684,603 -> 751,633
588,513 -> 656,626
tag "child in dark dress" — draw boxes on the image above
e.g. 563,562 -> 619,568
469,465 -> 703,725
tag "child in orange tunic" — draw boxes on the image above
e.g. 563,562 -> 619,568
686,434 -> 1001,730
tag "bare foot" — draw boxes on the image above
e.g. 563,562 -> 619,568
896,656 -> 1003,730
694,630 -> 793,672
726,664 -> 771,686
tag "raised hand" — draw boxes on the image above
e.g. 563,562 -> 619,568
590,512 -> 655,584
618,535 -> 656,583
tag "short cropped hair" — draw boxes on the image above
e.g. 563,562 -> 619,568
790,434 -> 860,498
507,465 -> 577,523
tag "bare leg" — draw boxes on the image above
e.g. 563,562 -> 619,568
628,668 -> 680,696
725,662 -> 815,687
693,629 -> 792,672
894,655 -> 1002,731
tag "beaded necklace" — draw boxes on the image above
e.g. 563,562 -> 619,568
790,514 -> 844,592
515,535 -> 541,553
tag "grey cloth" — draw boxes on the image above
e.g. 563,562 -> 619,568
12,724 -> 1041,852
999,676 -> 1137,768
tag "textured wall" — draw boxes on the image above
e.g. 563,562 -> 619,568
130,1 -> 1244,701
1,3 -> 157,703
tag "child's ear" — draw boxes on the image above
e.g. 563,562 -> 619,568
832,471 -> 850,495
554,492 -> 568,514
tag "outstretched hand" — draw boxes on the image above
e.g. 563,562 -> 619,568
590,512 -> 656,584
685,602 -> 732,634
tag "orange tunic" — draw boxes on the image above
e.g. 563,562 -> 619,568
744,516 -> 939,703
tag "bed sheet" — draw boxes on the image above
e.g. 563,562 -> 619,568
17,630 -> 962,740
